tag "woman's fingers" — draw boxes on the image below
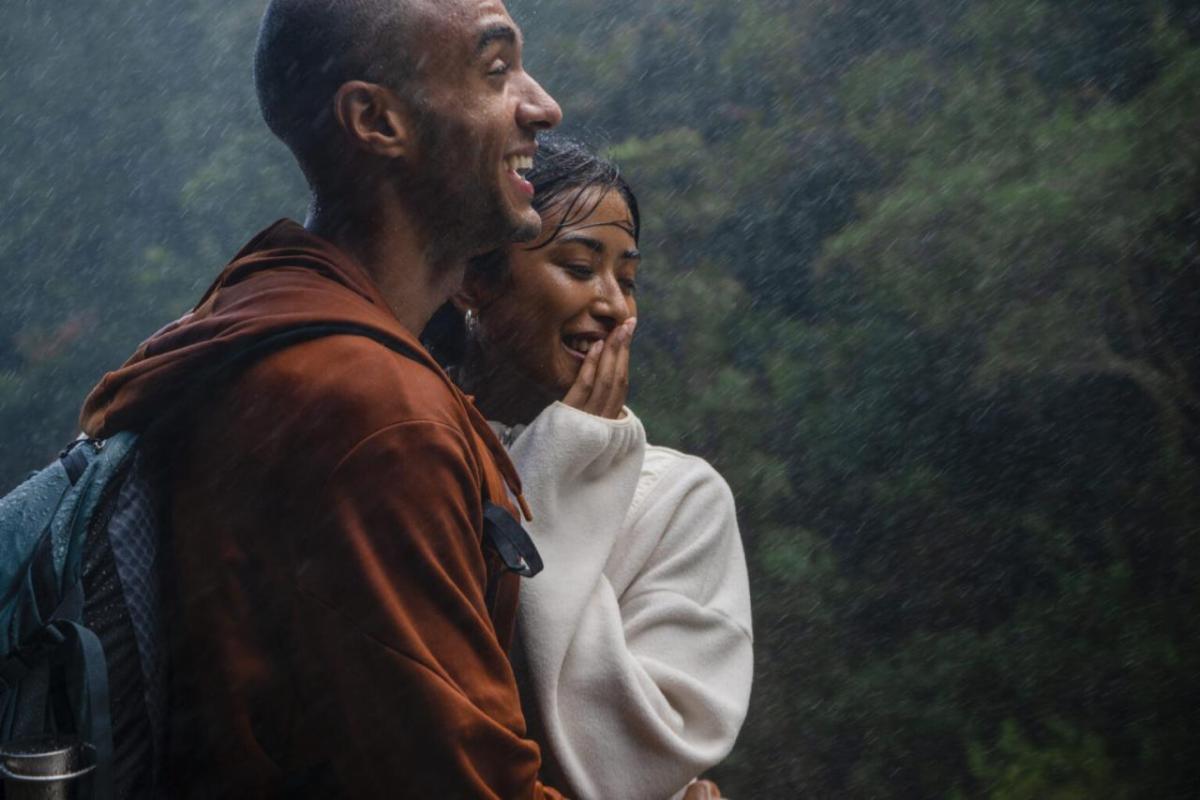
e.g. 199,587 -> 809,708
563,318 -> 636,419
593,317 -> 637,418
585,324 -> 622,416
563,338 -> 604,410
683,780 -> 722,800
604,318 -> 635,418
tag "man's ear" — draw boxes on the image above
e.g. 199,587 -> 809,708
333,81 -> 411,159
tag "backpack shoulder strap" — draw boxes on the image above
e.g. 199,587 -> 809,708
148,321 -> 430,440
198,321 -> 429,388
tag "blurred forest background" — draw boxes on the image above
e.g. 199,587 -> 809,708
2,0 -> 1199,796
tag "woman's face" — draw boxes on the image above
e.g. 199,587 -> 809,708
473,187 -> 640,399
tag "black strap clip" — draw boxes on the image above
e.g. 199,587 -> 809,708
482,502 -> 543,578
59,438 -> 96,485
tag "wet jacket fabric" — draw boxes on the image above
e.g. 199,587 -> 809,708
80,220 -> 564,799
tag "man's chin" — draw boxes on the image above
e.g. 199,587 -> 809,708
455,205 -> 540,259
506,208 -> 544,244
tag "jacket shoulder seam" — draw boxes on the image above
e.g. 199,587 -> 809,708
326,419 -> 478,485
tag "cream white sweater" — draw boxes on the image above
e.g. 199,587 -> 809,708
499,402 -> 753,800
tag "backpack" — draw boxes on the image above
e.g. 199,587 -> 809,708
0,322 -> 444,799
0,432 -> 156,799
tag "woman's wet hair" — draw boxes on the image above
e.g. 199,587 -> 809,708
422,134 -> 639,369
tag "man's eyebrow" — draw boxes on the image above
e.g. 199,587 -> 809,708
476,23 -> 518,55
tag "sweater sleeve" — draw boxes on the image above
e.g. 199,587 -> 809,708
294,419 -> 565,800
511,405 -> 753,800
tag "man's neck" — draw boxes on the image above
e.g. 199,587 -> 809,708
306,192 -> 466,336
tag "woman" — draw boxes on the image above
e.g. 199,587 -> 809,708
424,136 -> 752,800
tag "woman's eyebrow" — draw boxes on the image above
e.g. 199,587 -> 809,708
555,220 -> 640,255
554,236 -> 640,262
555,233 -> 604,253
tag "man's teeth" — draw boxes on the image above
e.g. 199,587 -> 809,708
505,154 -> 534,175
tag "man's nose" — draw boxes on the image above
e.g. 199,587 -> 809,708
517,73 -> 563,131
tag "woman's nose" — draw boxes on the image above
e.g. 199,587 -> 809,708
593,276 -> 631,324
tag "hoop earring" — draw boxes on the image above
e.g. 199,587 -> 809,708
464,308 -> 479,339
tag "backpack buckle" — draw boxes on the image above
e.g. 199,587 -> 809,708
482,502 -> 544,578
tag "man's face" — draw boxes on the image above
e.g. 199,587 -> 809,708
403,0 -> 562,252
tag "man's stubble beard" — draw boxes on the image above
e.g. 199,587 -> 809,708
409,109 -> 538,268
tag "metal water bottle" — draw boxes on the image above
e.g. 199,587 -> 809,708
0,737 -> 96,800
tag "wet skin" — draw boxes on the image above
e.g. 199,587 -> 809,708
404,0 -> 563,249
308,0 -> 562,335
468,189 -> 641,423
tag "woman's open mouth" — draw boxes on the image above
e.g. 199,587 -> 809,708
562,334 -> 602,360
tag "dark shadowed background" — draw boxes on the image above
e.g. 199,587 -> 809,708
2,1 -> 1198,796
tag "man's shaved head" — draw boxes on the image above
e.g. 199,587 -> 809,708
255,0 -> 562,259
254,0 -> 428,184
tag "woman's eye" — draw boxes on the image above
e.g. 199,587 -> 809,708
487,59 -> 510,76
563,264 -> 594,279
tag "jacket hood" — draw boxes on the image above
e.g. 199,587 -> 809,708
80,219 -> 522,493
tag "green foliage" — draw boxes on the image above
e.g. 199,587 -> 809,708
959,718 -> 1132,800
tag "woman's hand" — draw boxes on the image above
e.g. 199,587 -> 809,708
563,317 -> 636,419
683,779 -> 724,800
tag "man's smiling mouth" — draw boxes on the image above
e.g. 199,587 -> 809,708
504,154 -> 533,175
504,154 -> 535,197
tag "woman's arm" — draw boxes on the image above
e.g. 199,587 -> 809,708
512,407 -> 753,800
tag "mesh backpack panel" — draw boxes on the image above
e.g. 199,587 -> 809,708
81,449 -> 164,798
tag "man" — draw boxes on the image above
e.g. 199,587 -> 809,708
80,0 -> 567,796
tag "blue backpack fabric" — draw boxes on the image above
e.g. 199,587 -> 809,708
0,432 -> 159,800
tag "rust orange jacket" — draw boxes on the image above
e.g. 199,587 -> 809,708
81,220 -> 565,799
